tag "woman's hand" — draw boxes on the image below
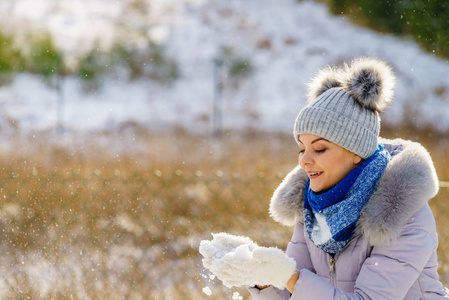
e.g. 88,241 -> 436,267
199,233 -> 297,289
286,272 -> 300,293
256,271 -> 299,292
256,285 -> 269,290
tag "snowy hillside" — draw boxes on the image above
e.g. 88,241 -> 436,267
1,0 -> 449,137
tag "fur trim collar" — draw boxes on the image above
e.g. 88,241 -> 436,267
269,138 -> 439,246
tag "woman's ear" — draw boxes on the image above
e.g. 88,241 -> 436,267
353,155 -> 362,165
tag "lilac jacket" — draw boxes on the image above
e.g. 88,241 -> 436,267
249,138 -> 449,299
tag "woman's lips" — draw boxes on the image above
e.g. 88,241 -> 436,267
308,171 -> 323,179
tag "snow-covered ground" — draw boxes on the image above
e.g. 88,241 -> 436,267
1,0 -> 449,142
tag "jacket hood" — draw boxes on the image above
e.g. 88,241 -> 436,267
269,138 -> 439,247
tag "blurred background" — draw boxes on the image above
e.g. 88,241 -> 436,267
0,0 -> 448,299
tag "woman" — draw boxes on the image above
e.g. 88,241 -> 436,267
247,57 -> 449,298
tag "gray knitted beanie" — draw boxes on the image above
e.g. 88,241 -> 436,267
294,57 -> 395,159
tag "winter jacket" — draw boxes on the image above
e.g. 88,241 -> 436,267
248,138 -> 449,299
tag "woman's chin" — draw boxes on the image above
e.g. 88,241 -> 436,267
310,184 -> 323,193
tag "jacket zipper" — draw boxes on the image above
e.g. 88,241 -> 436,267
329,256 -> 336,287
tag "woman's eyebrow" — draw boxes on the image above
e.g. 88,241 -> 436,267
298,137 -> 328,144
311,138 -> 328,144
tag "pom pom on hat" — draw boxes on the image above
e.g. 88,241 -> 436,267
307,66 -> 343,102
344,57 -> 395,112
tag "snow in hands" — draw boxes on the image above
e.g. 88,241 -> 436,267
199,232 -> 296,289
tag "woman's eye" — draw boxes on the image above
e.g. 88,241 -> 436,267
315,149 -> 326,153
299,149 -> 305,154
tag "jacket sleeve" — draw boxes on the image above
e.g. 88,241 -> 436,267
248,222 -> 315,300
289,207 -> 438,299
286,222 -> 315,272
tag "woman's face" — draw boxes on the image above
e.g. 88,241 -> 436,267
298,133 -> 362,192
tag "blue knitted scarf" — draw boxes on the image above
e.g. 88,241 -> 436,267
303,144 -> 391,255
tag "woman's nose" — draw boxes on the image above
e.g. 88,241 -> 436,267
299,151 -> 312,166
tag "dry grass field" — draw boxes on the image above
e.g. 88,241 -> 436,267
0,126 -> 447,299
